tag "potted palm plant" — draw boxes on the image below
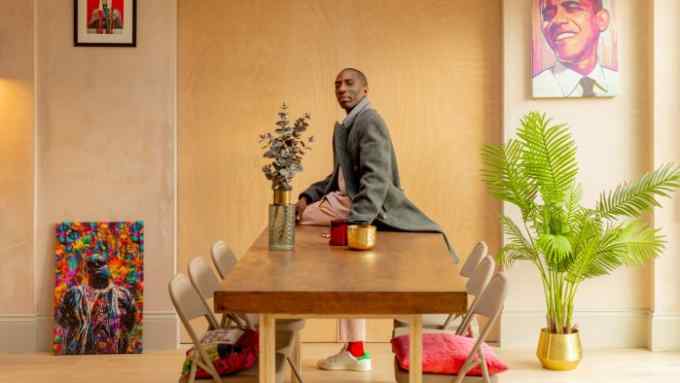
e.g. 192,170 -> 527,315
259,103 -> 313,251
481,112 -> 680,370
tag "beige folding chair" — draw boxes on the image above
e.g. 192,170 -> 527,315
169,273 -> 292,383
460,242 -> 488,278
188,256 -> 304,383
211,240 -> 238,279
393,273 -> 508,383
188,256 -> 246,329
394,255 -> 495,334
210,241 -> 306,383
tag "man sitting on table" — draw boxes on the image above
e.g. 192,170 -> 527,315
296,67 -> 456,372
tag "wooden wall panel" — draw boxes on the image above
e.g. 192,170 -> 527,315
179,0 -> 502,342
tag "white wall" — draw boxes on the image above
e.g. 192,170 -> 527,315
0,0 -> 178,352
650,0 -> 680,351
501,0 -> 655,348
0,0 -> 36,352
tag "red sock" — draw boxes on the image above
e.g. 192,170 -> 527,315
347,341 -> 365,357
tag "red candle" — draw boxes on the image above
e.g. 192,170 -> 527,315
329,219 -> 348,246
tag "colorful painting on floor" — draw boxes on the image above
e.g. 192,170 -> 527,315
53,221 -> 144,355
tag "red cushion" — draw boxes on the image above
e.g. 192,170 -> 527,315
391,333 -> 508,376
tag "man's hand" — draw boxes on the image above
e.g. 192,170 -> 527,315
295,197 -> 309,223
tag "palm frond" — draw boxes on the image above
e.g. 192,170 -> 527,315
498,215 -> 538,265
564,182 -> 583,232
517,112 -> 578,206
538,233 -> 572,272
482,140 -> 537,217
596,163 -> 680,219
616,220 -> 665,266
566,225 -> 621,283
497,244 -> 534,268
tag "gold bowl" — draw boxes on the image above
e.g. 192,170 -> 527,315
347,224 -> 376,250
536,328 -> 582,371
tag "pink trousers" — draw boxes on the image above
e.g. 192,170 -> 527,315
300,190 -> 366,342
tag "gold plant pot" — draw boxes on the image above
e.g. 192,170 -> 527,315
347,224 -> 376,250
536,328 -> 582,371
273,189 -> 291,205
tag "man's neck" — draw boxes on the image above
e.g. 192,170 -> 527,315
90,277 -> 111,290
344,96 -> 366,114
562,54 -> 598,76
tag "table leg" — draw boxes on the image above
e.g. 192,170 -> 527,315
409,315 -> 423,383
258,314 -> 276,383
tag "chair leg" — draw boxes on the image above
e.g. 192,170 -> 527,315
291,334 -> 303,383
478,349 -> 491,383
188,355 -> 198,383
287,356 -> 304,383
453,358 -> 476,383
440,313 -> 458,330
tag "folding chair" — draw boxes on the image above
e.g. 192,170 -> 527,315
460,242 -> 488,278
210,241 -> 306,383
394,255 -> 495,334
210,240 -> 238,279
169,273 -> 292,383
393,273 -> 508,383
188,256 -> 245,329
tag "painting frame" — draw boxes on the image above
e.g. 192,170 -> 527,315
74,0 -> 137,47
531,0 -> 619,98
52,221 -> 144,355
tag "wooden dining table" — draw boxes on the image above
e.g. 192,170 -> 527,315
214,225 -> 467,383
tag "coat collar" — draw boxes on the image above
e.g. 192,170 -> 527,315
341,96 -> 372,128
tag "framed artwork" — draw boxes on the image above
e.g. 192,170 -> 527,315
74,0 -> 137,47
532,0 -> 619,98
53,221 -> 144,355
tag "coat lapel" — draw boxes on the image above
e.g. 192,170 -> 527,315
333,97 -> 372,197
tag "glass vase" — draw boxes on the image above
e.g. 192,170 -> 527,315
268,189 -> 295,251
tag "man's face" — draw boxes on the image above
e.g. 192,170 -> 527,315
87,253 -> 111,280
335,70 -> 367,111
541,0 -> 609,63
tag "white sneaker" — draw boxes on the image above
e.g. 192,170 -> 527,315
316,346 -> 372,371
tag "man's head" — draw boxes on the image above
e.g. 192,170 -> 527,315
335,68 -> 368,112
86,253 -> 111,286
540,0 -> 609,66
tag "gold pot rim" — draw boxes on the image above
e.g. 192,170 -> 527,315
540,328 -> 580,335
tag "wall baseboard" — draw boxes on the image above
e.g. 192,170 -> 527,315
501,309 -> 650,349
1,311 -> 178,353
649,312 -> 680,351
0,315 -> 38,353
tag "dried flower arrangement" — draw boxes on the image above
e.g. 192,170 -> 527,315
259,103 -> 314,191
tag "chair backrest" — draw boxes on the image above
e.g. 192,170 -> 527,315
472,272 -> 507,321
168,273 -> 224,382
454,272 -> 508,383
168,273 -> 217,339
211,240 -> 238,279
460,241 -> 488,278
465,256 -> 495,297
188,256 -> 222,302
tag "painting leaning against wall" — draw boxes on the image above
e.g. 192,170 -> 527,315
532,0 -> 619,98
52,221 -> 144,355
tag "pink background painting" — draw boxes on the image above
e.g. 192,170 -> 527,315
532,0 -> 618,77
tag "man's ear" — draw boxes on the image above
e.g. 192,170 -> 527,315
595,9 -> 610,32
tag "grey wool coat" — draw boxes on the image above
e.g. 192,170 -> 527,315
300,97 -> 458,262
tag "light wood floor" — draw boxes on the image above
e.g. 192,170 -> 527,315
1,343 -> 679,383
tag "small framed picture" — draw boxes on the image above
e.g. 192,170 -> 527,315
74,0 -> 137,47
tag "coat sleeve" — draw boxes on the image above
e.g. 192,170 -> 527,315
348,117 -> 391,225
299,173 -> 333,204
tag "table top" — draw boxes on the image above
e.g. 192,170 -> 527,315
214,226 -> 467,314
